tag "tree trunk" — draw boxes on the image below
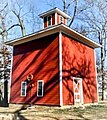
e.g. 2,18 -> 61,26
63,0 -> 67,13
100,30 -> 105,101
69,0 -> 78,27
1,15 -> 8,107
18,17 -> 26,36
101,45 -> 105,100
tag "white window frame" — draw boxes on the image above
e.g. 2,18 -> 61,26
21,81 -> 27,96
37,80 -> 44,97
73,77 -> 83,105
47,15 -> 52,26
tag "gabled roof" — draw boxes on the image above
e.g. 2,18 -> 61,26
39,7 -> 71,19
6,23 -> 101,48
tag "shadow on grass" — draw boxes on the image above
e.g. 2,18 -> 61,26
36,115 -> 59,120
14,106 -> 29,120
0,99 -> 9,107
1,104 -> 107,120
77,114 -> 91,120
0,105 -> 28,120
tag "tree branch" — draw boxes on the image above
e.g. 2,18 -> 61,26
0,3 -> 8,13
0,24 -> 20,35
69,0 -> 78,27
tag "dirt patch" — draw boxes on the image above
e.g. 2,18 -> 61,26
0,102 -> 107,120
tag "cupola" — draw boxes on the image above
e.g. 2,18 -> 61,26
39,7 -> 71,28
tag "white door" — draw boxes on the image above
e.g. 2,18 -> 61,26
73,77 -> 83,105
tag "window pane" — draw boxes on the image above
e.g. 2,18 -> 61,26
60,16 -> 64,23
37,81 -> 43,97
21,82 -> 26,96
48,16 -> 51,26
38,82 -> 42,96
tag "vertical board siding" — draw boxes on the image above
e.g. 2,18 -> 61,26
10,33 -> 60,106
64,18 -> 67,25
57,14 -> 60,24
62,34 -> 98,105
52,13 -> 55,25
57,14 -> 67,25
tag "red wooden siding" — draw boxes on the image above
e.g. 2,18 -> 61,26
52,13 -> 55,25
57,14 -> 66,25
62,34 -> 98,105
10,33 -> 60,106
64,18 -> 67,25
57,14 -> 60,25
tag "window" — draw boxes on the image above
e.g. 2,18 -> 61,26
60,16 -> 64,23
37,80 -> 44,97
21,82 -> 27,96
43,17 -> 47,28
48,16 -> 52,26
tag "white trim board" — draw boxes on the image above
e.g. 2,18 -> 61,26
8,48 -> 13,102
37,80 -> 44,97
73,77 -> 84,105
94,50 -> 99,102
59,31 -> 63,106
55,12 -> 57,25
21,81 -> 27,96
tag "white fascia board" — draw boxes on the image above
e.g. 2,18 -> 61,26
6,25 -> 61,46
59,24 -> 101,48
39,8 -> 71,19
8,49 -> 13,103
6,24 -> 101,49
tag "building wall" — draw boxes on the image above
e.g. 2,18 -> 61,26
62,33 -> 98,105
10,33 -> 60,106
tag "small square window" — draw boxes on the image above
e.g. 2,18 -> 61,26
48,16 -> 52,26
37,80 -> 44,97
21,82 -> 27,96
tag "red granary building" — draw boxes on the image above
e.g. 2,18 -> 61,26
7,8 -> 101,106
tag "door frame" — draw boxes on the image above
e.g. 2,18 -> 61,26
73,77 -> 84,105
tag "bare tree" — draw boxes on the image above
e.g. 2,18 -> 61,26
10,0 -> 27,36
25,5 -> 41,33
77,0 -> 107,100
42,0 -> 107,100
0,0 -> 41,105
12,11 -> 26,37
0,3 -> 11,106
44,0 -> 94,27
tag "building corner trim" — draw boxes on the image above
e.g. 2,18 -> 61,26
8,50 -> 13,103
55,13 -> 57,25
59,31 -> 63,106
94,50 -> 99,102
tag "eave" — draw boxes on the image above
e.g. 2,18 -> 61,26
39,7 -> 71,19
6,24 -> 101,48
60,24 -> 101,48
6,25 -> 61,46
